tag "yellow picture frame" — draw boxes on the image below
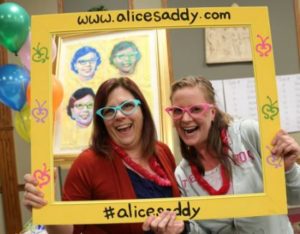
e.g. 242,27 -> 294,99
31,7 -> 285,225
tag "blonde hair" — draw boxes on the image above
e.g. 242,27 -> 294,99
170,75 -> 235,175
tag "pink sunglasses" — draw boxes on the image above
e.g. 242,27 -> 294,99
165,103 -> 214,120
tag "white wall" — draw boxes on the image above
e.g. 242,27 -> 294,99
63,0 -> 128,12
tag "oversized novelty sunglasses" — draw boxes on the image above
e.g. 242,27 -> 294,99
96,99 -> 141,120
165,103 -> 214,120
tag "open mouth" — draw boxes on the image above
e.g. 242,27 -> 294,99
183,126 -> 199,134
116,123 -> 133,133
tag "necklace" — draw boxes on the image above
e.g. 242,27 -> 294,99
111,142 -> 171,187
190,128 -> 230,195
191,163 -> 230,195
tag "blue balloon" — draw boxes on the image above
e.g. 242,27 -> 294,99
0,64 -> 30,111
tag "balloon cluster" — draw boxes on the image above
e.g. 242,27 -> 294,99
0,2 -> 64,142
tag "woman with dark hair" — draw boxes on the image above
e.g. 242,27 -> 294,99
70,46 -> 102,81
66,87 -> 95,128
23,77 -> 186,234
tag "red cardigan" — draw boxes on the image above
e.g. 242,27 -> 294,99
62,141 -> 180,234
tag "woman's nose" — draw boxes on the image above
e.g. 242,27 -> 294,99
114,109 -> 126,119
181,111 -> 192,121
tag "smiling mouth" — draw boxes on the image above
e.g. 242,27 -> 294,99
79,112 -> 91,119
121,63 -> 132,67
116,123 -> 133,132
183,126 -> 199,134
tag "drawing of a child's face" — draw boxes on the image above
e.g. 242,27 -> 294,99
71,94 -> 94,128
74,52 -> 98,81
112,47 -> 139,74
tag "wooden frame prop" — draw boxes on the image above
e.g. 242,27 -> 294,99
31,7 -> 285,225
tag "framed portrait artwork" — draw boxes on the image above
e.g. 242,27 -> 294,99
31,7 -> 285,225
53,29 -> 169,156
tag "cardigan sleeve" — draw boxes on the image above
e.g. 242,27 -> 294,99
62,150 -> 95,201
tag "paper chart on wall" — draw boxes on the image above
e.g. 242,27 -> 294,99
223,77 -> 258,121
276,74 -> 300,133
211,80 -> 225,111
221,75 -> 300,133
